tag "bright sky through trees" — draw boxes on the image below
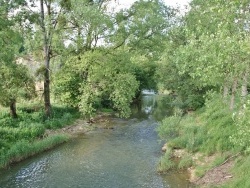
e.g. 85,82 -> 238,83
116,0 -> 191,9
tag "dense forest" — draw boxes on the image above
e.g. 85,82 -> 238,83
1,0 -> 250,187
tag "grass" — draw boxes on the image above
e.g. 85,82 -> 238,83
157,95 -> 250,186
157,149 -> 176,173
221,155 -> 250,188
157,98 -> 237,155
178,154 -> 193,169
0,134 -> 69,168
0,102 -> 80,169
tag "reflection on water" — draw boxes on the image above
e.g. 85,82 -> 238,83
132,94 -> 176,121
142,95 -> 155,115
0,94 -> 190,188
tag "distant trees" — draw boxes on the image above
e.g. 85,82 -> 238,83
54,0 -> 175,118
2,0 -> 180,119
156,0 -> 250,111
6,0 -> 250,119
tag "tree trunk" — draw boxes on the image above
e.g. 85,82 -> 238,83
10,99 -> 18,118
40,0 -> 51,118
44,57 -> 51,117
241,70 -> 248,101
223,81 -> 229,104
230,77 -> 238,111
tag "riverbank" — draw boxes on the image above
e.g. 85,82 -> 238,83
157,98 -> 250,187
0,114 -> 113,168
161,145 -> 237,187
0,103 -> 115,169
0,107 -> 113,168
0,104 -> 74,168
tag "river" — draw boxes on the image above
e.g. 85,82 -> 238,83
0,94 -> 190,188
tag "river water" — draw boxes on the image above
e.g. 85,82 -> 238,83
0,95 -> 190,188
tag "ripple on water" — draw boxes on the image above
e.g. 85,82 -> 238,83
0,95 -> 190,188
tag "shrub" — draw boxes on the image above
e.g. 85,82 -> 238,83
158,149 -> 176,172
157,116 -> 182,140
230,102 -> 250,154
178,154 -> 193,169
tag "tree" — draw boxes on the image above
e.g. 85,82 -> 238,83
0,0 -> 35,118
61,0 -> 113,54
110,0 -> 176,93
157,0 -> 250,111
55,49 -> 139,118
15,0 -> 71,118
0,64 -> 35,118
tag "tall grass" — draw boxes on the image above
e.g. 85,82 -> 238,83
219,155 -> 250,188
0,134 -> 69,168
0,103 -> 79,168
157,149 -> 176,172
156,95 -> 243,177
157,97 -> 237,155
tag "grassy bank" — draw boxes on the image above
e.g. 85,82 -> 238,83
0,103 -> 80,169
157,96 -> 250,187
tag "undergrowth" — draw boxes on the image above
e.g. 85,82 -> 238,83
157,95 -> 250,186
0,134 -> 69,168
0,103 -> 79,168
222,155 -> 250,188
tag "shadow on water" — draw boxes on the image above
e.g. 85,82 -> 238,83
0,94 -> 191,188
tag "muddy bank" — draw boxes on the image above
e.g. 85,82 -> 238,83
194,160 -> 233,187
161,144 -> 235,187
45,113 -> 113,136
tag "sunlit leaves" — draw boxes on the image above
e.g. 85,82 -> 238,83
0,63 -> 35,107
55,49 -> 139,118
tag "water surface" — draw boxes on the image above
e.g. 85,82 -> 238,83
0,95 -> 190,188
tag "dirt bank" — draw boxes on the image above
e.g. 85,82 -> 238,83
45,113 -> 113,136
194,160 -> 233,187
162,144 -> 235,187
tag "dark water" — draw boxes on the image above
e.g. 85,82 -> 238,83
0,95 -> 190,188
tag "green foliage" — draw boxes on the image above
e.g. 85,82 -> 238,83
55,50 -> 139,118
0,103 -> 79,168
0,134 -> 69,168
110,73 -> 139,117
230,100 -> 250,154
113,0 -> 175,57
0,1 -> 23,63
157,149 -> 176,172
178,154 -> 193,169
222,155 -> 250,188
0,63 -> 36,108
158,97 -> 237,155
156,38 -> 210,110
156,0 -> 250,112
157,116 -> 182,140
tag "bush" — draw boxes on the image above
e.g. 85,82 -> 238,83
157,149 -> 176,172
157,116 -> 182,140
178,154 -> 193,169
230,101 -> 250,154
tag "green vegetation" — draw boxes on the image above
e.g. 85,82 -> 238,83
1,0 -> 175,169
223,155 -> 250,188
1,0 -> 250,186
0,104 -> 79,168
157,95 -> 250,186
0,134 -> 69,168
154,0 -> 250,186
158,149 -> 176,172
